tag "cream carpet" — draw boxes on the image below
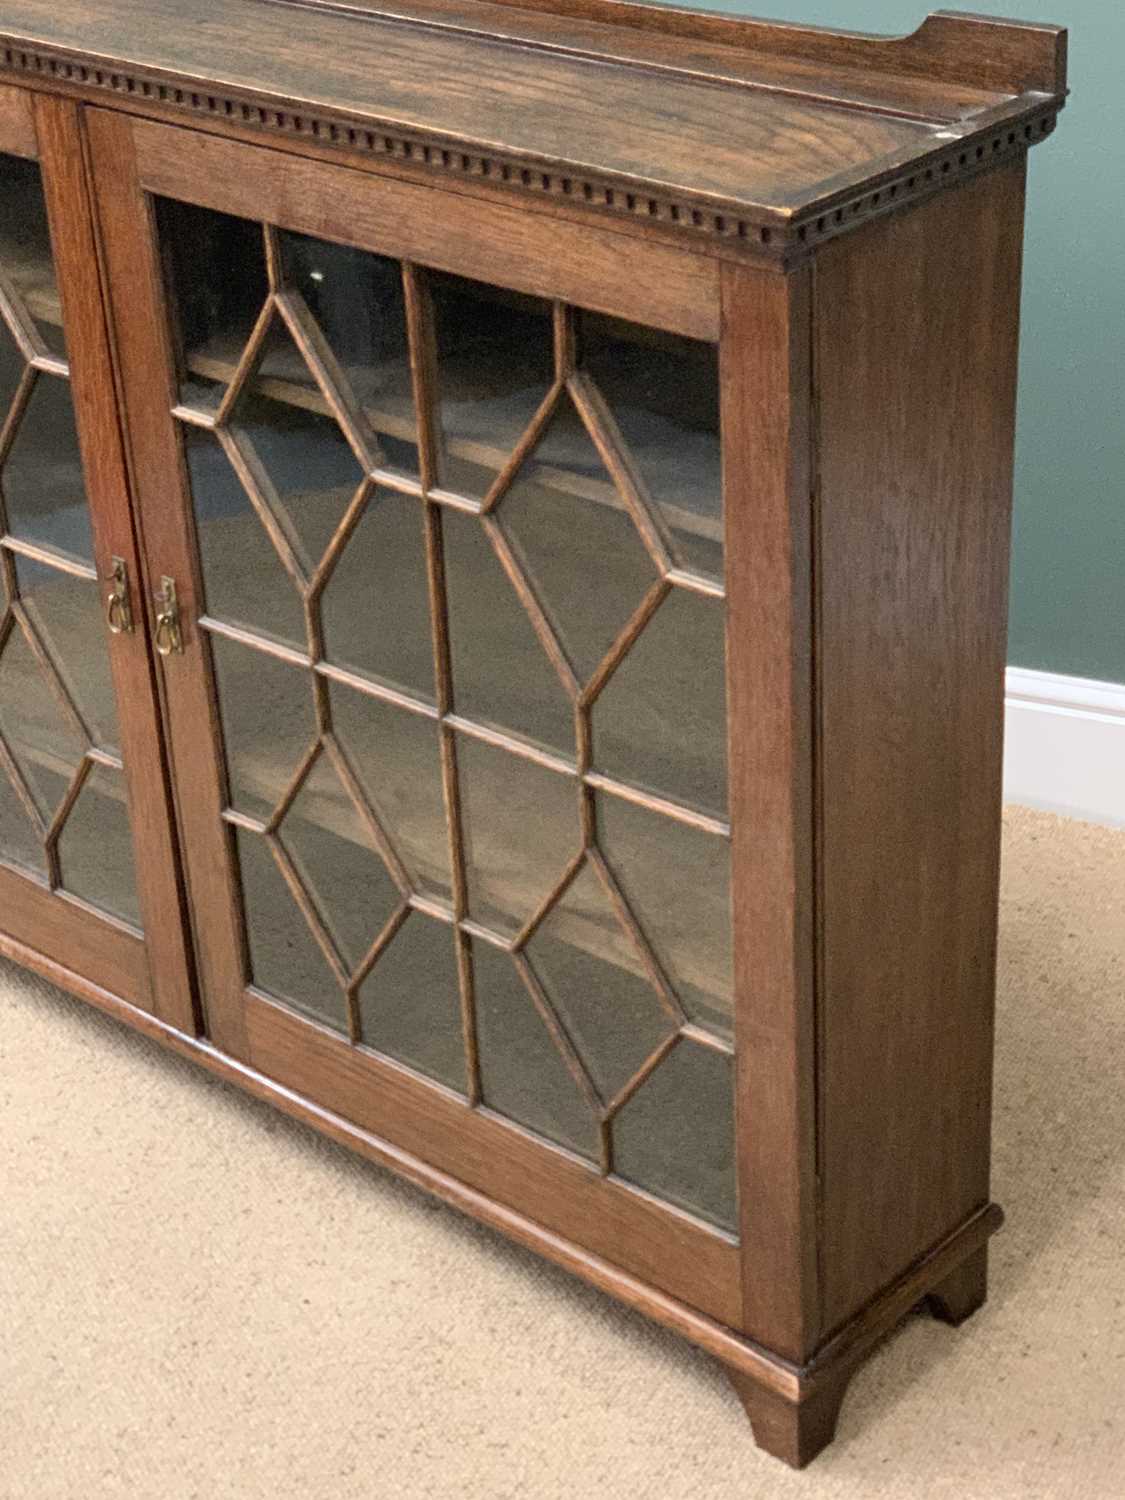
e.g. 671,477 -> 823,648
2,804 -> 1124,1499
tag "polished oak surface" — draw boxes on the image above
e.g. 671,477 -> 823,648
0,0 -> 1069,1469
0,92 -> 197,1027
0,0 -> 1066,236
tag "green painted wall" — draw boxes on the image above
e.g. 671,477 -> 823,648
675,1 -> 1124,682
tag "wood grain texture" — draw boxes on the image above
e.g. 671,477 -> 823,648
83,106 -> 251,1058
256,0 -> 1007,120
128,119 -> 718,342
801,1202 -> 1002,1389
926,1244 -> 989,1326
726,1364 -> 849,1470
0,862 -> 152,1004
31,93 -> 198,1033
0,0 -> 1065,251
722,261 -> 818,1363
246,990 -> 741,1323
298,1 -> 1067,98
724,1200 -> 1001,1467
0,80 -> 756,270
0,77 -> 35,156
0,0 -> 944,207
813,161 -> 1027,1336
0,7 -> 1052,1462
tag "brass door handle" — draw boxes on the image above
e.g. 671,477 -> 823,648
153,576 -> 183,657
105,557 -> 133,636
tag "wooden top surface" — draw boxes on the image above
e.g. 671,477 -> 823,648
0,0 -> 1067,239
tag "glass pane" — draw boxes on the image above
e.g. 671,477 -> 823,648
277,750 -> 402,975
57,763 -> 142,929
235,826 -> 349,1033
0,372 -> 93,563
457,732 -> 578,938
321,488 -> 435,702
442,506 -> 574,756
229,315 -> 365,575
1,314 -> 22,417
0,621 -> 84,822
593,586 -> 727,817
430,272 -> 554,498
209,633 -> 317,821
473,938 -> 599,1160
0,156 -> 145,933
0,154 -> 66,359
157,198 -> 268,415
279,230 -> 418,478
598,794 -> 733,1041
613,1039 -> 736,1231
498,396 -> 660,685
15,555 -> 120,756
526,862 -> 675,1102
329,684 -> 451,906
0,768 -> 46,878
358,912 -> 466,1092
184,426 -> 307,650
580,314 -> 723,584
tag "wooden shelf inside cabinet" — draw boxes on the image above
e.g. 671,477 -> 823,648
177,331 -> 724,546
0,243 -> 56,326
0,225 -> 723,546
0,0 -> 1069,1474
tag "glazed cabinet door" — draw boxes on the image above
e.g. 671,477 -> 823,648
89,111 -> 741,1322
0,88 -> 193,1026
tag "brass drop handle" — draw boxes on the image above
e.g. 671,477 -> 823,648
153,576 -> 184,658
105,557 -> 133,636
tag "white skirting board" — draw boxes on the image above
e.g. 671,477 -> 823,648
1004,667 -> 1125,829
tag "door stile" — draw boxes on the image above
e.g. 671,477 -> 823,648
82,105 -> 250,1057
722,260 -> 821,1359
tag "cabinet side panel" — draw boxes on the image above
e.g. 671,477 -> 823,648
814,161 -> 1026,1334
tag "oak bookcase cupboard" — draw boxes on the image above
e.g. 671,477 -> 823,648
0,0 -> 1067,1467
